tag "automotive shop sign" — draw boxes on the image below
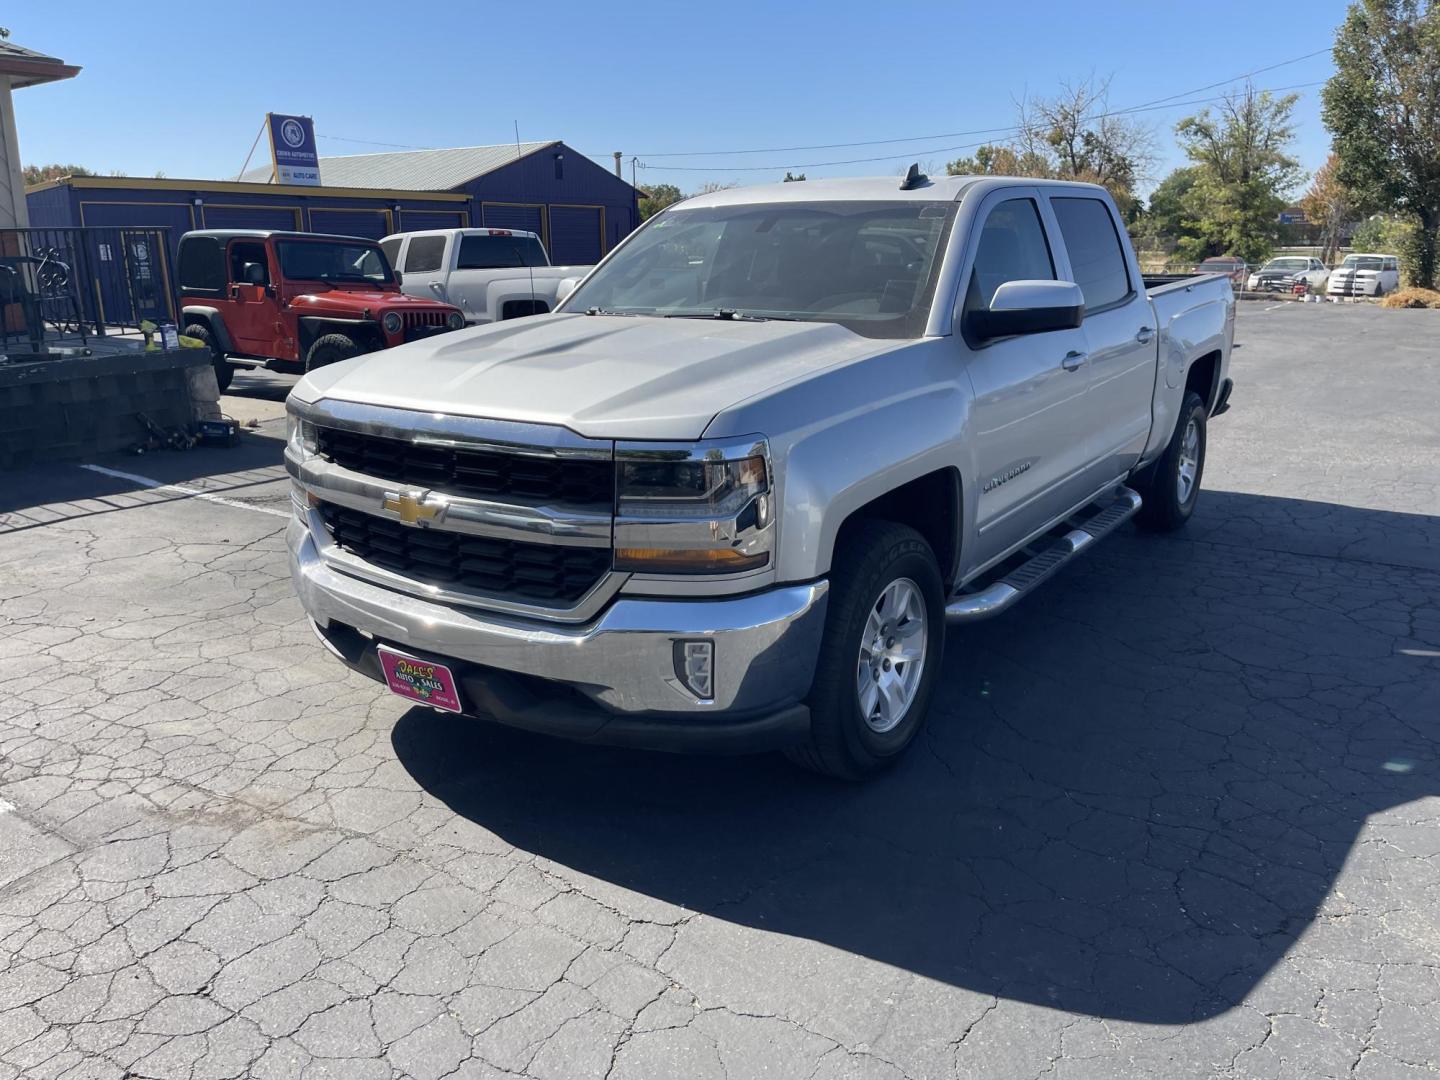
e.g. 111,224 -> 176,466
267,113 -> 320,186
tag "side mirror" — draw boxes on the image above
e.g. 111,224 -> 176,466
968,280 -> 1084,342
243,262 -> 268,287
393,270 -> 403,285
555,277 -> 579,305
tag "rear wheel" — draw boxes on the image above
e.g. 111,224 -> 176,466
305,333 -> 360,373
786,521 -> 945,781
183,322 -> 232,392
1133,391 -> 1207,531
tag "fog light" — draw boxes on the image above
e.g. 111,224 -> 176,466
674,640 -> 714,700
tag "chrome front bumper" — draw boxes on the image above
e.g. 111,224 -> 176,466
289,517 -> 828,725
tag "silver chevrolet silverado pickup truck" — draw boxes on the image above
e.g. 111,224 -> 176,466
285,171 -> 1234,779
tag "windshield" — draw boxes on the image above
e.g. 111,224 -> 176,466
1263,258 -> 1308,272
458,234 -> 549,269
1341,256 -> 1384,270
565,200 -> 957,339
277,240 -> 392,284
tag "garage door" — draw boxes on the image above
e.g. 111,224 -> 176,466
201,205 -> 299,231
308,209 -> 391,240
481,203 -> 545,242
400,211 -> 467,232
548,206 -> 603,265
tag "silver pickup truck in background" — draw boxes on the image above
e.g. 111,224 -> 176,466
288,172 -> 1234,780
381,227 -> 591,325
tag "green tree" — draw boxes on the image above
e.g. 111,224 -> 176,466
22,163 -> 95,186
1322,0 -> 1440,287
1351,212 -> 1416,254
1175,85 -> 1304,264
638,183 -> 683,221
782,171 -> 806,182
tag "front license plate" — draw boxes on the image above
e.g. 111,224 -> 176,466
377,645 -> 463,713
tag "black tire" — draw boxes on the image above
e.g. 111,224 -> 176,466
305,333 -> 360,373
1134,390 -> 1207,532
786,521 -> 946,781
184,322 -> 233,393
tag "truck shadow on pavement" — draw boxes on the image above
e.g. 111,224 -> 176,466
392,490 -> 1439,1024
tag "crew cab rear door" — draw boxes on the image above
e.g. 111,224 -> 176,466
1045,193 -> 1155,480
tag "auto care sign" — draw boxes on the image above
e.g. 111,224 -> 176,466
267,113 -> 320,186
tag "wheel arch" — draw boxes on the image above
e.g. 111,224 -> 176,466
1185,349 -> 1223,414
180,306 -> 232,353
831,468 -> 963,590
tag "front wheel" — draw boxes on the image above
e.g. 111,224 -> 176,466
1134,391 -> 1207,531
305,333 -> 360,373
786,521 -> 945,781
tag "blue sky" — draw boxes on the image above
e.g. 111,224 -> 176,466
13,0 -> 1350,198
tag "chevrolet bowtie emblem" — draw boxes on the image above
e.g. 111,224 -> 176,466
381,491 -> 440,526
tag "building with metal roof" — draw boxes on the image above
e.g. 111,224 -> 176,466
26,139 -> 642,296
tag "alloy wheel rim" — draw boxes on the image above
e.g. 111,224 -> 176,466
855,577 -> 928,734
1177,418 -> 1200,505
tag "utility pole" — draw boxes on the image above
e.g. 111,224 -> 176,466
630,156 -> 638,191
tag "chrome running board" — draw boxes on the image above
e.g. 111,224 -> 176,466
945,486 -> 1142,623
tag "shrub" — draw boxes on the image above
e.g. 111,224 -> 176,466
1379,287 -> 1440,309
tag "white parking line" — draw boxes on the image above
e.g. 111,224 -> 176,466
80,464 -> 291,519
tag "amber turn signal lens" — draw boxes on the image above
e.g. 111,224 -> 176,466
614,548 -> 769,574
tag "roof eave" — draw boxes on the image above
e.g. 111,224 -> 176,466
0,58 -> 82,88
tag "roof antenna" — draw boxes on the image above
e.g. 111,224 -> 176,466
900,163 -> 928,191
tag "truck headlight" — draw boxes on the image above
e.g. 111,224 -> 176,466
383,312 -> 403,335
614,438 -> 773,574
286,413 -> 318,460
446,311 -> 465,331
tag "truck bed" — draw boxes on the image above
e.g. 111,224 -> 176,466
1143,272 -> 1228,295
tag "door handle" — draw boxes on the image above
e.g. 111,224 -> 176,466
1136,326 -> 1155,344
1061,350 -> 1088,372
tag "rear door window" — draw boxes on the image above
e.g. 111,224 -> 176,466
1050,197 -> 1132,311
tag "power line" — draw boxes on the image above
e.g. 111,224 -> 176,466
318,134 -> 437,150
636,80 -> 1326,173
626,46 -> 1333,162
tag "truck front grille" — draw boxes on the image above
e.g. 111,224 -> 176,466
318,501 -> 610,603
316,427 -> 613,508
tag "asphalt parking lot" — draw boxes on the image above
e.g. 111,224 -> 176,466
1,303 -> 1437,1080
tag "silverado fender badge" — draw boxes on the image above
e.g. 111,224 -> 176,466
381,490 -> 443,526
983,460 -> 1034,493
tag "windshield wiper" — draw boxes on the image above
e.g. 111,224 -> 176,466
663,309 -> 786,322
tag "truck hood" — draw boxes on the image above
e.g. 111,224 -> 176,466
298,312 -> 893,440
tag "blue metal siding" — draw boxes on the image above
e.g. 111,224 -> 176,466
308,208 -> 392,239
397,210 -> 467,232
24,184 -> 76,228
548,206 -> 603,265
463,142 -> 639,264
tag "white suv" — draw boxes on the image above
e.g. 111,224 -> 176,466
1327,253 -> 1401,297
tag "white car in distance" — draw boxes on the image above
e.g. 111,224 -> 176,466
1326,253 -> 1401,298
1246,256 -> 1330,293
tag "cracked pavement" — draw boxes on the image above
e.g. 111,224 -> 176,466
0,303 -> 1437,1079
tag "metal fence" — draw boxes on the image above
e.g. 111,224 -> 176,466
1,226 -> 175,348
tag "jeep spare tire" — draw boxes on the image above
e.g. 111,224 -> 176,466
183,322 -> 232,393
305,333 -> 360,373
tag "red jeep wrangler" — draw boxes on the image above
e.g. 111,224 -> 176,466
177,230 -> 464,390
